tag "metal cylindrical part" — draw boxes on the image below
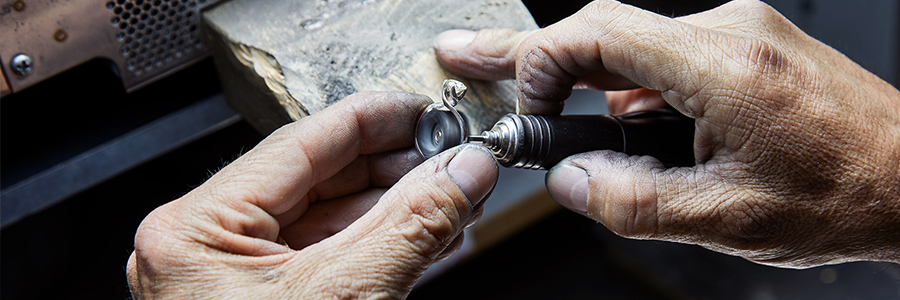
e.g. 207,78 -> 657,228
483,114 -> 552,169
480,113 -> 621,169
476,109 -> 695,170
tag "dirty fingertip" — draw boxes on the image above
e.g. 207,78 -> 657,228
447,145 -> 498,206
546,163 -> 589,213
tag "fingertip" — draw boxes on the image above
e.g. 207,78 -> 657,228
557,151 -> 679,238
434,28 -> 528,81
447,145 -> 500,206
434,29 -> 477,51
546,163 -> 589,213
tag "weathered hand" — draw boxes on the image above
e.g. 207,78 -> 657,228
435,0 -> 900,267
126,92 -> 499,298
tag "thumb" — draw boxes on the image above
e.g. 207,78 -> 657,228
293,145 -> 499,298
434,28 -> 535,81
546,150 -> 725,241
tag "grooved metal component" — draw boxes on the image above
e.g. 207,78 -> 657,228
476,114 -> 552,169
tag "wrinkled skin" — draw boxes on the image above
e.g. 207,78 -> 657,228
126,92 -> 499,299
435,0 -> 899,267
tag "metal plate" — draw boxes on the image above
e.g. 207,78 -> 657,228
0,0 -> 220,93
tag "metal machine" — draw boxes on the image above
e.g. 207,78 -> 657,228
0,0 -> 222,95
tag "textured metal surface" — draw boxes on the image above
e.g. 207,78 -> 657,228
0,0 -> 220,93
110,0 -> 210,79
481,114 -> 522,167
0,94 -> 239,228
479,114 -> 552,169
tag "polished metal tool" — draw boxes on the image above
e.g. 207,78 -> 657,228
415,79 -> 696,169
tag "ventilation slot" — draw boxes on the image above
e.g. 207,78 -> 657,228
108,0 -> 208,76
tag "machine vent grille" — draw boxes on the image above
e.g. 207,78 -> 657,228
107,0 -> 208,77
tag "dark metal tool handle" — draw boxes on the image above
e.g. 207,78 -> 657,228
523,109 -> 696,169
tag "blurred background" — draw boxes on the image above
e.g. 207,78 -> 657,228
2,0 -> 898,299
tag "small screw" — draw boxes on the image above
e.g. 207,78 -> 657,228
11,54 -> 33,76
53,29 -> 68,42
12,0 -> 24,11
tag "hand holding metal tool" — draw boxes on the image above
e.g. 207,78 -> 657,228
416,79 -> 695,169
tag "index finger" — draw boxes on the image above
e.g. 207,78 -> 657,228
514,0 -> 739,115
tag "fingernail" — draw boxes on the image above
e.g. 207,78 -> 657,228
434,29 -> 476,51
546,164 -> 589,213
448,145 -> 498,206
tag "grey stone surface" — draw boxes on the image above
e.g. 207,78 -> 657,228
204,0 -> 538,134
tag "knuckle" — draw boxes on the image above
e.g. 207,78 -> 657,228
710,2 -> 805,98
393,194 -> 457,257
728,38 -> 791,85
406,190 -> 458,236
581,0 -> 629,22
480,28 -> 521,75
717,37 -> 806,112
623,158 -> 662,238
387,165 -> 465,258
516,36 -> 553,72
132,205 -> 182,271
515,39 -> 576,101
742,0 -> 784,23
722,0 -> 782,24
576,1 -> 608,28
745,39 -> 786,73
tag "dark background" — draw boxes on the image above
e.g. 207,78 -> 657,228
2,1 -> 899,299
